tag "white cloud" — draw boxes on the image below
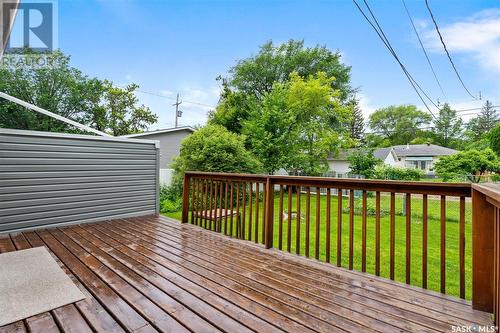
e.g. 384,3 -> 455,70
421,9 -> 500,73
357,93 -> 378,119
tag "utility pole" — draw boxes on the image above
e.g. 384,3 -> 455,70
173,93 -> 182,128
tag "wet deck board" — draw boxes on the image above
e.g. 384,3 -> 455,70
0,215 -> 493,333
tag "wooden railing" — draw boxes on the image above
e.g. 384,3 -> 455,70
182,171 -> 498,316
472,184 -> 500,325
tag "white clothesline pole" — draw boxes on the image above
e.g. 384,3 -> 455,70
0,92 -> 113,137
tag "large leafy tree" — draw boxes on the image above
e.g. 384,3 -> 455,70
434,149 -> 499,182
243,72 -> 350,175
90,82 -> 158,136
489,124 -> 500,155
0,50 -> 102,132
432,103 -> 462,148
210,40 -> 354,134
368,105 -> 432,145
0,49 -> 157,135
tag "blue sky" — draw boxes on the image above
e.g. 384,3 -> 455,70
54,0 -> 500,129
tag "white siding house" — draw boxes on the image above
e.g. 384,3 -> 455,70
327,144 -> 457,176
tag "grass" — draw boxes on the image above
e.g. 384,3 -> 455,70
164,192 -> 472,299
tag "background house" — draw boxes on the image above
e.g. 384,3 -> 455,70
328,144 -> 457,177
122,126 -> 195,184
392,144 -> 457,175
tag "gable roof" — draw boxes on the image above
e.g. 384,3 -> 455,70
121,126 -> 195,138
392,144 -> 457,157
373,147 -> 394,160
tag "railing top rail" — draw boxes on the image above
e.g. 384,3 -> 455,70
473,183 -> 500,207
184,171 -> 472,197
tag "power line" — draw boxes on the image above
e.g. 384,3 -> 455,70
424,0 -> 478,100
114,85 -> 217,109
401,0 -> 446,101
353,0 -> 438,120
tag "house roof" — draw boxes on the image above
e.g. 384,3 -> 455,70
121,126 -> 195,138
392,144 -> 457,157
373,147 -> 394,160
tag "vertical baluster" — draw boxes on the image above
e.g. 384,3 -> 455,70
326,189 -> 331,263
287,186 -> 292,252
278,185 -> 284,250
460,196 -> 466,299
349,189 -> 354,270
242,183 -> 246,240
262,182 -> 267,244
202,179 -> 208,228
224,181 -> 229,235
375,191 -> 381,276
208,180 -> 213,230
422,194 -> 428,289
406,193 -> 411,284
362,190 -> 367,272
235,182 -> 240,238
296,188 -> 301,255
315,187 -> 320,260
218,180 -> 223,232
229,182 -> 235,237
441,195 -> 446,293
213,181 -> 218,231
337,189 -> 342,267
194,178 -> 200,226
255,183 -> 260,243
305,187 -> 311,258
390,192 -> 395,280
248,183 -> 253,240
190,178 -> 195,224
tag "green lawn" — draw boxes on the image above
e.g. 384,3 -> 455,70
164,192 -> 472,299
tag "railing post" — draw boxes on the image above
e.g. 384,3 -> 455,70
265,176 -> 274,249
181,173 -> 191,224
472,186 -> 494,312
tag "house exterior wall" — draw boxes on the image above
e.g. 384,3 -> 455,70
328,160 -> 351,174
383,153 -> 398,166
130,129 -> 192,168
0,128 -> 159,233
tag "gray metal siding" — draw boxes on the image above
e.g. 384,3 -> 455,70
0,129 -> 159,233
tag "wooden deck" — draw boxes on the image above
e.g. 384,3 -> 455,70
0,215 -> 493,333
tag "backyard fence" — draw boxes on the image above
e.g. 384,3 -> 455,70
0,128 -> 160,233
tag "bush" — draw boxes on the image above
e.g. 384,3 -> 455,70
373,165 -> 424,181
160,199 -> 182,213
159,185 -> 182,213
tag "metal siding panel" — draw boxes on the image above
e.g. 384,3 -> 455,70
0,129 -> 159,232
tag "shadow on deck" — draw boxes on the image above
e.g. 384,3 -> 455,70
0,215 -> 493,333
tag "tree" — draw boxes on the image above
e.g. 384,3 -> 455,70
432,103 -> 462,148
434,149 -> 499,182
210,40 -> 354,134
89,82 -> 158,136
368,105 -> 432,145
0,50 -> 102,132
207,89 -> 257,134
0,49 -> 157,135
243,72 -> 350,175
285,72 -> 350,175
466,100 -> 499,141
242,83 -> 296,174
348,99 -> 365,143
488,124 -> 500,155
346,148 -> 381,178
